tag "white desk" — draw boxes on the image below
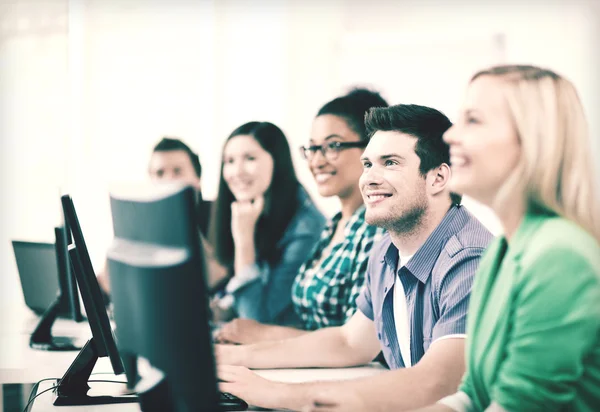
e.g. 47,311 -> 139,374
29,364 -> 386,411
1,304 -> 387,411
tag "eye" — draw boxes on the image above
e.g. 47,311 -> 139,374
384,159 -> 397,166
156,170 -> 164,177
327,142 -> 342,150
224,157 -> 234,164
466,116 -> 479,125
173,168 -> 182,175
362,160 -> 372,168
245,155 -> 256,161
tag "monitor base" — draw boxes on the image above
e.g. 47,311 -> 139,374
30,336 -> 81,352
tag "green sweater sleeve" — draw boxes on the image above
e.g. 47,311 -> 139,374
491,246 -> 600,411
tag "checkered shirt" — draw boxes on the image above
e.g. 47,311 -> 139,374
292,205 -> 385,330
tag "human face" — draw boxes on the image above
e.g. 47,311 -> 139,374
148,150 -> 200,189
307,114 -> 364,199
443,75 -> 521,206
222,134 -> 274,202
359,131 -> 428,232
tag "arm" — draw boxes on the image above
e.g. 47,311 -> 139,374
488,247 -> 600,411
228,232 -> 320,324
217,310 -> 381,369
220,337 -> 465,411
97,267 -> 111,294
215,318 -> 308,344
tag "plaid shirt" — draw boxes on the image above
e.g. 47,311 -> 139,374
292,205 -> 385,330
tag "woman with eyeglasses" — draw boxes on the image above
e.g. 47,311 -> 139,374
209,121 -> 326,326
215,88 -> 388,344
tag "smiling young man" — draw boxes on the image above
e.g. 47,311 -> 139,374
217,104 -> 493,411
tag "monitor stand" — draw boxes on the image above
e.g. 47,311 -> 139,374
54,338 -> 138,406
30,295 -> 80,351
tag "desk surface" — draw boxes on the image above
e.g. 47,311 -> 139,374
1,303 -> 387,411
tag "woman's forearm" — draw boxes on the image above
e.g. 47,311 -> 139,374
233,237 -> 256,275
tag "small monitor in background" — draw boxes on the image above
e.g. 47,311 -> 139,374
107,182 -> 248,412
53,194 -> 138,406
12,227 -> 84,351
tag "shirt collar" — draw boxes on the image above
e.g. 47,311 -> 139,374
383,205 -> 466,284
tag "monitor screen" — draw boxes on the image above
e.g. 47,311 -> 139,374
12,240 -> 62,315
54,194 -> 137,406
107,182 -> 246,411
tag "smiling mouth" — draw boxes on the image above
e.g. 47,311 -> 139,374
450,156 -> 469,167
231,182 -> 254,191
314,172 -> 336,184
366,194 -> 392,202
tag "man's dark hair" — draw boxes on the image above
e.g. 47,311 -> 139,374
365,104 -> 462,205
317,88 -> 389,140
153,137 -> 202,178
210,121 -> 300,268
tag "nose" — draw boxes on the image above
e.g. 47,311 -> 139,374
309,150 -> 328,170
161,171 -> 176,181
360,164 -> 384,186
443,124 -> 458,145
228,159 -> 246,177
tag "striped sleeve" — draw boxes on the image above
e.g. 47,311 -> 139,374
432,247 -> 484,341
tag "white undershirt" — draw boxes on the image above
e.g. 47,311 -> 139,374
393,251 -> 414,367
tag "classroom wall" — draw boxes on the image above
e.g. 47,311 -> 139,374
1,0 -> 598,304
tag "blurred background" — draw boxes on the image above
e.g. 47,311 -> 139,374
1,0 -> 599,307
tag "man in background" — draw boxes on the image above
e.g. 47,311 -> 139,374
98,137 -> 220,294
148,137 -> 211,236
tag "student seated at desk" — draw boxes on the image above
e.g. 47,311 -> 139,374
98,136 -> 224,294
209,121 -> 326,325
216,104 -> 494,411
215,89 -> 388,344
148,137 -> 213,236
407,66 -> 600,412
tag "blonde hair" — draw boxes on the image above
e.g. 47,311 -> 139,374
471,65 -> 600,241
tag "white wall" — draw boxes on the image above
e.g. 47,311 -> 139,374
1,0 -> 599,304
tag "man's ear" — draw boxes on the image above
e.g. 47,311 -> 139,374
426,163 -> 451,196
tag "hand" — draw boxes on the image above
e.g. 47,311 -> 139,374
231,196 -> 264,243
218,365 -> 287,410
209,296 -> 236,323
214,343 -> 247,366
214,318 -> 266,344
302,387 -> 369,412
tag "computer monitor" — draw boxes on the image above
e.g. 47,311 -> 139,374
53,194 -> 138,406
12,227 -> 84,351
107,182 -> 247,412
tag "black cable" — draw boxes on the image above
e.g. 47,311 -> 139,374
21,377 -> 130,412
22,384 -> 58,412
23,377 -> 60,412
88,379 -> 128,384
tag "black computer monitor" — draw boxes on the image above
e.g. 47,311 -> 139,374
53,194 -> 138,406
107,183 -> 247,412
12,227 -> 84,351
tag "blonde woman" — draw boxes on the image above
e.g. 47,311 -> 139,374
306,65 -> 600,411
417,65 -> 600,411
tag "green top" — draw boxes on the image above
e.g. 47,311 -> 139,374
460,212 -> 600,411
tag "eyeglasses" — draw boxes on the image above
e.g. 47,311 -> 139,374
299,141 -> 368,161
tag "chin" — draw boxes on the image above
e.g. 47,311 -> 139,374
364,211 -> 385,227
233,193 -> 255,202
449,178 -> 470,195
316,185 -> 338,198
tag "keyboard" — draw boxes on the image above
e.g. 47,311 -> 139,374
219,392 -> 248,411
